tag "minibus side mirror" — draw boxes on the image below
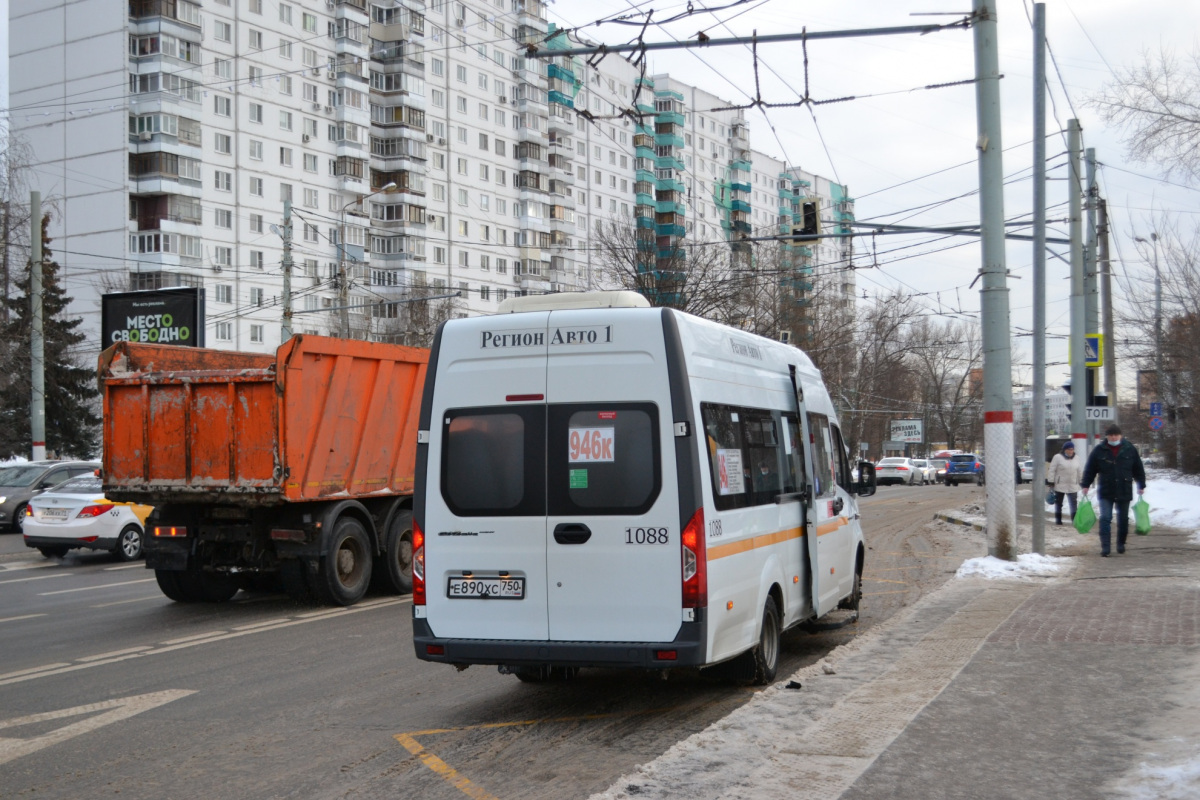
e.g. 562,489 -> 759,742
855,460 -> 877,497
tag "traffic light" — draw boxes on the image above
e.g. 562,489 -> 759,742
795,201 -> 819,241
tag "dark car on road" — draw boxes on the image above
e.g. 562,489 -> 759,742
977,457 -> 1022,487
943,453 -> 983,486
0,461 -> 101,533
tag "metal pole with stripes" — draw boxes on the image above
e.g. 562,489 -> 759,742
973,0 -> 1018,559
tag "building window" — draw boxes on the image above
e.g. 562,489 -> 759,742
250,252 -> 265,271
249,103 -> 263,124
249,30 -> 263,50
304,153 -> 318,172
279,111 -> 293,131
456,65 -> 467,83
216,322 -> 232,341
214,96 -> 231,117
214,133 -> 231,154
214,246 -> 232,267
214,171 -> 232,192
214,21 -> 231,42
249,177 -> 264,196
304,188 -> 318,208
249,140 -> 263,160
458,251 -> 469,266
280,183 -> 293,202
250,324 -> 265,343
215,208 -> 233,228
280,147 -> 293,167
279,39 -> 293,59
249,213 -> 264,233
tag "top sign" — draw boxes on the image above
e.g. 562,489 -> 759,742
1084,333 -> 1103,368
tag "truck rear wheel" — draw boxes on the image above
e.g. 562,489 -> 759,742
155,569 -> 192,602
311,517 -> 372,606
155,568 -> 238,603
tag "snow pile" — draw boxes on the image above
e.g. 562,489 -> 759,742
1140,478 -> 1200,540
1120,756 -> 1200,800
956,553 -> 1071,580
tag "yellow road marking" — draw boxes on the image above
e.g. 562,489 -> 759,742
395,733 -> 500,800
862,578 -> 908,585
395,702 -> 731,799
864,589 -> 909,596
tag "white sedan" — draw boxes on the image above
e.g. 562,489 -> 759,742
22,475 -> 151,561
875,457 -> 921,486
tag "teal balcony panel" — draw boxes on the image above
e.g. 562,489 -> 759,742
731,200 -> 752,213
656,224 -> 686,238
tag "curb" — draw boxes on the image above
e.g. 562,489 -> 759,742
933,512 -> 985,532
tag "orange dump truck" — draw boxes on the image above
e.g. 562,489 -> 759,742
100,335 -> 428,606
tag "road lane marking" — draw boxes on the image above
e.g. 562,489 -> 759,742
0,597 -> 410,687
0,574 -> 70,585
159,630 -> 230,645
77,646 -> 153,662
90,596 -> 161,609
863,590 -> 909,596
863,578 -> 908,585
395,733 -> 501,800
233,618 -> 289,631
0,562 -> 55,573
103,564 -> 147,571
0,689 -> 195,766
0,614 -> 47,624
394,702 -> 725,800
0,664 -> 71,681
38,578 -> 156,596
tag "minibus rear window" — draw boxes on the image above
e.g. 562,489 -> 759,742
548,404 -> 661,515
441,407 -> 545,516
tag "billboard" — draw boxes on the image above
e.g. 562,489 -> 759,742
890,418 -> 924,443
102,287 -> 206,348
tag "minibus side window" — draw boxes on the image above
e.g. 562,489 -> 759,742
781,413 -> 803,494
441,406 -> 546,516
701,402 -> 784,511
547,404 -> 660,515
831,424 -> 852,493
807,414 -> 836,498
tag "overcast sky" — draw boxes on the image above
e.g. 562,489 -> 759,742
549,0 -> 1198,394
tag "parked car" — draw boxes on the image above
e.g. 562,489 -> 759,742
910,459 -> 937,485
875,457 -> 920,486
22,474 -> 151,561
944,453 -> 983,486
1020,459 -> 1034,483
0,461 -> 101,533
930,459 -> 949,482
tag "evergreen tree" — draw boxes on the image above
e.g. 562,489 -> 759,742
0,214 -> 99,458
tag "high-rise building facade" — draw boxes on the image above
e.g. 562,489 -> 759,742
10,0 -> 848,354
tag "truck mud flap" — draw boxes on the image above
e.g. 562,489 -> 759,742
145,541 -> 190,571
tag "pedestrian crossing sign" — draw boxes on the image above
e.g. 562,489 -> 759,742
1084,333 -> 1103,368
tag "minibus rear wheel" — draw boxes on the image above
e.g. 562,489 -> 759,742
750,597 -> 781,685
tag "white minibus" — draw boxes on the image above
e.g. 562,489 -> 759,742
412,293 -> 875,683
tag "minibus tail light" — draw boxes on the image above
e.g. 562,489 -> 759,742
412,520 -> 426,606
680,507 -> 707,609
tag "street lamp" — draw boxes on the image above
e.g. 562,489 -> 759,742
339,181 -> 397,338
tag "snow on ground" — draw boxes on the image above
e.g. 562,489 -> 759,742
956,553 -> 1072,580
1118,756 -> 1200,800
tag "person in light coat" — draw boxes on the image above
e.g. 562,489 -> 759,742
1047,441 -> 1082,525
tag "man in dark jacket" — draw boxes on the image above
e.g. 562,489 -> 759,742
1081,424 -> 1147,556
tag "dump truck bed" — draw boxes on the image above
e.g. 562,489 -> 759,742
101,335 -> 428,505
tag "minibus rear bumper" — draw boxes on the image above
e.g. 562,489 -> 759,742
412,616 -> 707,669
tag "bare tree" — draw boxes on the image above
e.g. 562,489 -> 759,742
591,216 -> 746,321
906,316 -> 984,451
1089,47 -> 1200,183
366,287 -> 464,348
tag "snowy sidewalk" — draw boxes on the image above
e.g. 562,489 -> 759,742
591,520 -> 1200,800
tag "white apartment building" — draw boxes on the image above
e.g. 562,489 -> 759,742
9,0 -> 846,355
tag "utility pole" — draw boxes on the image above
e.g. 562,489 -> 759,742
973,0 -> 1017,560
1135,233 -> 1161,455
338,211 -> 351,339
29,191 -> 46,462
1031,2 -> 1047,555
1068,120 -> 1087,460
1,201 -> 10,326
1099,199 -> 1116,417
281,200 -> 294,341
1085,148 -> 1099,447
